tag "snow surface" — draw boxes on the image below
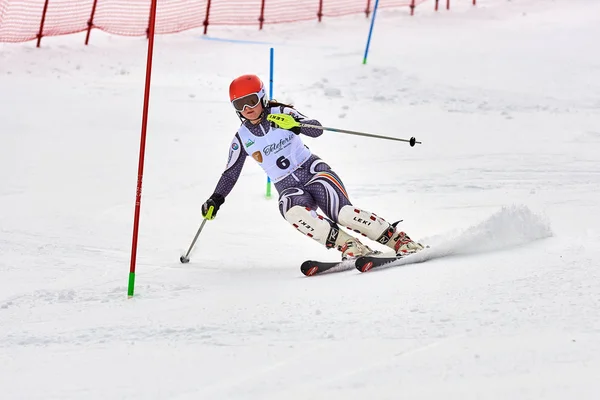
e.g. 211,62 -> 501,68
1,0 -> 600,398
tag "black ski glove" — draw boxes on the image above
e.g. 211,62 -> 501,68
201,193 -> 225,220
288,116 -> 302,135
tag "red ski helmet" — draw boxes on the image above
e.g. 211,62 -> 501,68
229,74 -> 267,113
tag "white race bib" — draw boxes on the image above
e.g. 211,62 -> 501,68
237,122 -> 311,182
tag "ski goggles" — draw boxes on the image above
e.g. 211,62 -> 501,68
231,93 -> 261,112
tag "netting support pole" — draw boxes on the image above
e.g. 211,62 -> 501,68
203,0 -> 212,34
36,0 -> 50,48
365,0 -> 371,18
435,0 -> 439,12
410,0 -> 416,16
317,0 -> 323,22
258,0 -> 266,30
447,0 -> 450,10
85,0 -> 99,45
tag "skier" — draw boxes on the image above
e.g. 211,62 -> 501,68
201,74 -> 424,260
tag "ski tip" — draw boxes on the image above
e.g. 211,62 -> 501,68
355,255 -> 402,272
360,261 -> 374,273
354,256 -> 373,273
300,261 -> 319,276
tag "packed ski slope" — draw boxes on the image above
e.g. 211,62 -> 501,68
1,0 -> 600,398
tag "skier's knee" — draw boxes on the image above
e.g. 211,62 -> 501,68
278,187 -> 315,218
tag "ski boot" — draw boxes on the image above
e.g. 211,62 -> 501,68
340,237 -> 377,260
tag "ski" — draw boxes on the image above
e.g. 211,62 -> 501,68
300,259 -> 355,276
354,255 -> 405,272
302,248 -> 429,276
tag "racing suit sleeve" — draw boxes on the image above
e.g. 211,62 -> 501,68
212,133 -> 248,198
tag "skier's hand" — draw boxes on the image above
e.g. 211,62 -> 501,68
201,193 -> 225,220
267,114 -> 302,134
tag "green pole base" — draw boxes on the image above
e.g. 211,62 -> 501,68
127,272 -> 136,298
266,181 -> 272,198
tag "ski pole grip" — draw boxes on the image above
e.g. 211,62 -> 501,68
204,205 -> 215,220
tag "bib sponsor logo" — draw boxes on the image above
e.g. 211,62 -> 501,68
252,151 -> 263,163
263,132 -> 295,156
245,139 -> 255,148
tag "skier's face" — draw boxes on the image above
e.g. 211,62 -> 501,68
241,101 -> 263,123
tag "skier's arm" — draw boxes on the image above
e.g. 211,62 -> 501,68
202,134 -> 247,218
280,106 -> 323,138
214,134 -> 247,198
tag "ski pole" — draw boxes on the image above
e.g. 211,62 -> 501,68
266,114 -> 421,146
301,123 -> 421,146
179,206 -> 213,263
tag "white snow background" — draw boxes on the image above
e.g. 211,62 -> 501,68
1,0 -> 600,398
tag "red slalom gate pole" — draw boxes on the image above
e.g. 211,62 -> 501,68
128,0 -> 158,298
